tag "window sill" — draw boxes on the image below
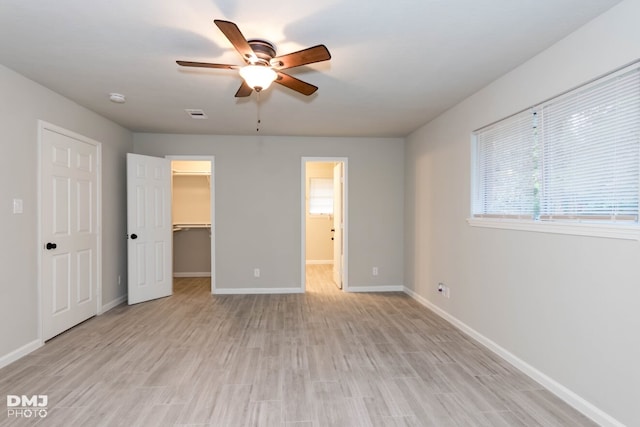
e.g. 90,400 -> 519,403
467,217 -> 640,241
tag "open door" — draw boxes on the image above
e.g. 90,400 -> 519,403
127,153 -> 172,304
332,162 -> 343,289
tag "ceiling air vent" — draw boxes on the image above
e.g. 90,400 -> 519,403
185,109 -> 208,119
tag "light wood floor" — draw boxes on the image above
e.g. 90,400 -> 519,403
0,265 -> 596,426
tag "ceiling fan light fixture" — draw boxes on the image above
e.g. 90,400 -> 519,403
177,20 -> 331,97
239,65 -> 277,92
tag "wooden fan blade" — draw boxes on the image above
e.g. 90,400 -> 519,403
271,45 -> 331,70
176,60 -> 239,70
235,81 -> 253,97
214,20 -> 255,62
275,72 -> 318,96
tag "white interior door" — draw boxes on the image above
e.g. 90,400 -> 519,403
332,163 -> 343,289
41,125 -> 99,341
127,153 -> 172,304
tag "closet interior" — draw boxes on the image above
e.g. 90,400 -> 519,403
171,160 -> 211,278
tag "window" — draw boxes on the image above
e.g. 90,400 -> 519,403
474,109 -> 538,219
309,178 -> 333,215
472,62 -> 640,234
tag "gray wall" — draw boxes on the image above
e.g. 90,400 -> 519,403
404,1 -> 640,425
133,134 -> 404,291
173,229 -> 211,275
0,65 -> 132,360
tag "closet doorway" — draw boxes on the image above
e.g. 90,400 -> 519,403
168,156 -> 215,293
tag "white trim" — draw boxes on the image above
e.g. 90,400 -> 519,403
37,121 -> 102,339
305,260 -> 333,265
347,285 -> 404,293
166,155 -> 216,294
97,143 -> 103,314
101,295 -> 126,313
301,157 -> 349,293
403,287 -> 625,427
173,272 -> 212,278
0,339 -> 43,370
467,217 -> 640,241
214,287 -> 304,295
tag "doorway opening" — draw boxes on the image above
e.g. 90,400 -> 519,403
168,156 -> 215,294
301,157 -> 348,292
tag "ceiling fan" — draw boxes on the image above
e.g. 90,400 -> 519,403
177,20 -> 331,97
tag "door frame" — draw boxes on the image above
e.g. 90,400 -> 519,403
166,155 -> 216,294
37,120 -> 103,342
301,157 -> 348,292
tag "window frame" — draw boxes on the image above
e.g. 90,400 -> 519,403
469,61 -> 640,241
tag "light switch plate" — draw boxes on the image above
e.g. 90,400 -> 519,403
13,198 -> 23,214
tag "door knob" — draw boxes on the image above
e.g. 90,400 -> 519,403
130,234 -> 138,240
45,242 -> 57,250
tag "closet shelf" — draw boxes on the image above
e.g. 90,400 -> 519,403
172,171 -> 210,176
173,223 -> 211,231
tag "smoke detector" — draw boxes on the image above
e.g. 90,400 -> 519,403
109,93 -> 126,103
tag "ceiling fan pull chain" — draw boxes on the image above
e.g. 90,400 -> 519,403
256,91 -> 261,132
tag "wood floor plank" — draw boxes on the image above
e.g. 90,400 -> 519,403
250,356 -> 284,403
0,266 -> 596,426
246,400 -> 283,427
283,368 -> 317,423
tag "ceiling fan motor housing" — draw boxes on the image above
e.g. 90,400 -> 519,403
247,39 -> 276,63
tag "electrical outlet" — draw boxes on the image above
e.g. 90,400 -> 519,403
253,268 -> 260,278
438,282 -> 444,293
372,267 -> 378,276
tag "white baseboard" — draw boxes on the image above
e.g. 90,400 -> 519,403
0,339 -> 43,370
101,295 -> 126,313
173,272 -> 211,278
403,287 -> 625,427
214,287 -> 304,295
347,285 -> 404,293
305,260 -> 333,265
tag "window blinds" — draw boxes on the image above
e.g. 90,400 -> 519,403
540,67 -> 640,221
473,63 -> 640,223
474,109 -> 537,218
309,178 -> 334,215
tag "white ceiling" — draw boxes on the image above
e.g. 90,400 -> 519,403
0,0 -> 621,137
